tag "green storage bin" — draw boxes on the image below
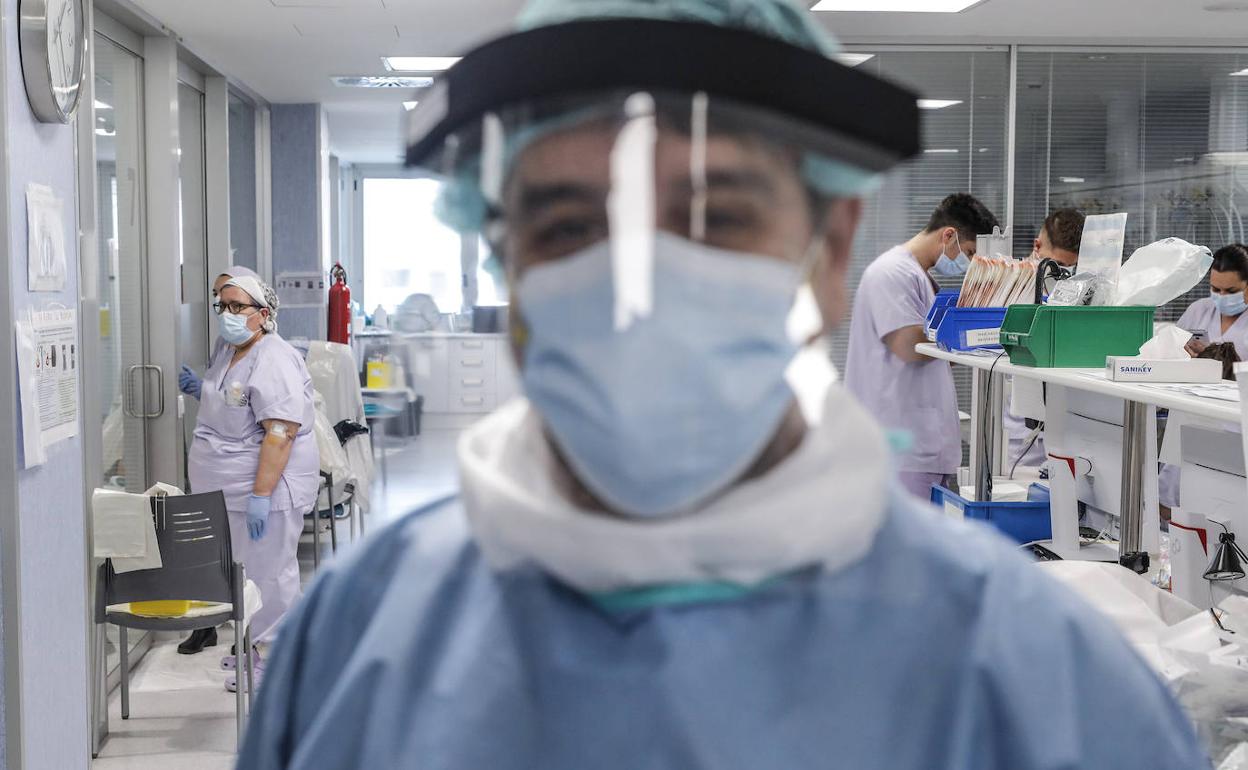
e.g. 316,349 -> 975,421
1000,305 -> 1155,368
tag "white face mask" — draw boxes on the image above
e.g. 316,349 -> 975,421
1213,290 -> 1248,318
515,232 -> 803,518
220,312 -> 258,346
932,232 -> 970,277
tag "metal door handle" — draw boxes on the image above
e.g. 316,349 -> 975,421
124,364 -> 143,418
126,168 -> 137,226
142,364 -> 164,418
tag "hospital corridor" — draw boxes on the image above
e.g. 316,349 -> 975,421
1,0 -> 1248,769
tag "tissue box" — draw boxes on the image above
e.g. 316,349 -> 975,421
1105,356 -> 1223,383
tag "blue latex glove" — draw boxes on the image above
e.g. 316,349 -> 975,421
178,364 -> 203,400
247,494 -> 271,541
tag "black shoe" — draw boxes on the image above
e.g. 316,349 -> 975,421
177,627 -> 218,655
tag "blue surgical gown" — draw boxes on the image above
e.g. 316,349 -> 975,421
237,495 -> 1209,769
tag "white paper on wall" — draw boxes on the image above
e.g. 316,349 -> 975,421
275,271 -> 327,308
26,183 -> 67,292
15,308 -> 80,467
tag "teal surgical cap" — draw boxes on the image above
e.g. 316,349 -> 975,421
432,0 -> 882,235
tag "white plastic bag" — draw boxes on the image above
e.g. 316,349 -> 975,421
312,393 -> 353,511
1114,237 -> 1213,307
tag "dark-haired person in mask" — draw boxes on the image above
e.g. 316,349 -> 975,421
1160,243 -> 1248,511
845,193 -> 999,500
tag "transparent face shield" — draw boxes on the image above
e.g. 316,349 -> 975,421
433,91 -> 860,518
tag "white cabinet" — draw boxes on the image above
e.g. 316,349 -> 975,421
401,333 -> 516,415
403,336 -> 450,413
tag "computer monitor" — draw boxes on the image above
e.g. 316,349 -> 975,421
1043,386 -> 1160,556
1176,425 -> 1248,604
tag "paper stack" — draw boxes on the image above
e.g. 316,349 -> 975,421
957,256 -> 1039,308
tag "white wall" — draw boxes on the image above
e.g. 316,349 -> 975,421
0,0 -> 91,766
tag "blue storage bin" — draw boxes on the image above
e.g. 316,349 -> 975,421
929,484 -> 1052,544
934,307 -> 1008,352
1026,483 -> 1050,504
924,290 -> 960,342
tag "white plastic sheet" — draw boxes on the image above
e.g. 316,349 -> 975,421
1115,238 -> 1213,308
1039,561 -> 1248,764
306,342 -> 375,513
93,489 -> 162,573
93,482 -> 184,573
1141,325 -> 1195,359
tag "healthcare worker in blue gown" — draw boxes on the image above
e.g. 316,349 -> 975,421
238,1 -> 1209,768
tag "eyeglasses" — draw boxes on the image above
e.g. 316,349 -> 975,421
212,301 -> 262,315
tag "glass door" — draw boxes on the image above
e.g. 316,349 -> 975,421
94,35 -> 148,495
92,30 -> 149,691
178,81 -> 209,489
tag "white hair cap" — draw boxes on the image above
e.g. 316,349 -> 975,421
223,276 -> 269,308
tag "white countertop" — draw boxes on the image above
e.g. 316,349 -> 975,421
362,331 -> 507,340
916,343 -> 1241,423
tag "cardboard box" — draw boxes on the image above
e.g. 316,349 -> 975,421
1105,356 -> 1223,383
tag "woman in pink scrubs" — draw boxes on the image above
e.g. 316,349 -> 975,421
186,275 -> 319,690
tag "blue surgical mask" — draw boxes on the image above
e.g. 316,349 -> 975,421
219,312 -> 257,346
932,234 -> 970,277
1213,290 -> 1248,318
516,233 -> 802,518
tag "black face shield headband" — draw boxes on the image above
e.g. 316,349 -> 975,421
404,18 -> 920,176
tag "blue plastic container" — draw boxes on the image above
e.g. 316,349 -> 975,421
929,484 -> 1052,544
924,290 -> 960,342
934,307 -> 1009,352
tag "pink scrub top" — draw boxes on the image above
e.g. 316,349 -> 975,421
1176,296 -> 1248,360
845,245 -> 961,475
188,332 -> 320,514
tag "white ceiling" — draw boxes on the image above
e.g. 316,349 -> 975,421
129,0 -> 1248,164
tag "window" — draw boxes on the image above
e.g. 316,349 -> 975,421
1014,50 -> 1248,322
362,177 -> 467,314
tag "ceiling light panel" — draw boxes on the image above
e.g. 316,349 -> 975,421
271,0 -> 377,6
918,99 -> 963,110
833,53 -> 875,67
332,76 -> 434,89
813,0 -> 984,11
383,57 -> 461,72
293,20 -> 398,39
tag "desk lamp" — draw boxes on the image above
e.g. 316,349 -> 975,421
1205,521 -> 1248,582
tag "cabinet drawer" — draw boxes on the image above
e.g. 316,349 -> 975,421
448,392 -> 497,413
414,337 -> 449,351
451,338 -> 488,354
454,375 -> 491,391
451,349 -> 496,379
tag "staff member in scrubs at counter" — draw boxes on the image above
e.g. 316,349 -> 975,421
1180,243 -> 1248,360
1160,243 -> 1248,511
845,193 -> 999,499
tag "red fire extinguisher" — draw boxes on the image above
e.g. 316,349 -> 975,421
328,263 -> 351,344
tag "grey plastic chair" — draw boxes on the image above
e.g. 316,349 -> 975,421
93,490 -> 256,748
